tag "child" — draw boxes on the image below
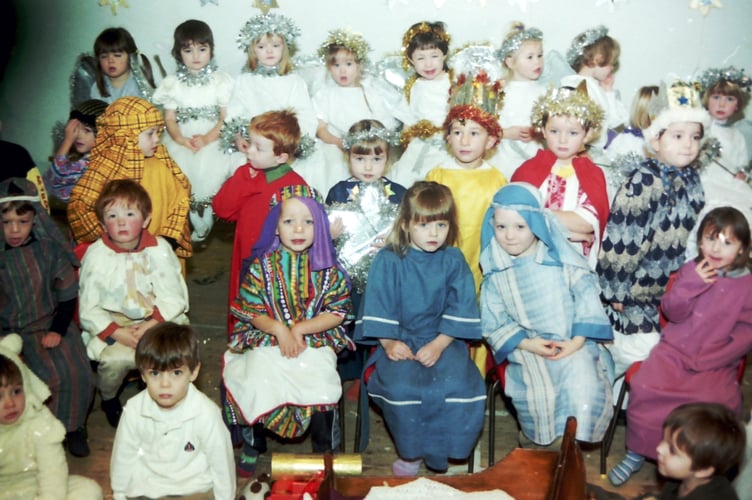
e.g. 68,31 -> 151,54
480,182 -> 614,447
655,403 -> 744,499
0,178 -> 94,457
355,181 -> 486,476
67,96 -> 193,266
608,206 -> 752,486
426,71 -> 507,290
0,334 -> 102,499
212,109 -> 308,334
78,180 -> 190,428
111,322 -> 236,500
562,25 -> 628,152
491,22 -> 547,179
597,80 -> 709,376
90,27 -> 154,103
604,85 -> 659,176
152,20 -> 235,242
311,28 -> 400,194
511,83 -> 610,269
222,188 -> 352,476
44,99 -> 108,203
389,21 -> 454,188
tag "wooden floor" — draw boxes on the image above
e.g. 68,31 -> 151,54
67,220 -> 751,499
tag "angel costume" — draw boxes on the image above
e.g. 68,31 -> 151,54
480,183 -> 614,444
709,120 -> 749,175
0,335 -> 102,500
152,64 -> 235,241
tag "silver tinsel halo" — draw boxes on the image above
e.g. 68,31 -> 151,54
342,127 -> 400,150
449,43 -> 504,82
566,25 -> 608,67
236,13 -> 300,52
219,117 -> 250,154
328,182 -> 399,293
317,28 -> 370,63
698,66 -> 751,95
175,61 -> 219,86
496,23 -> 543,62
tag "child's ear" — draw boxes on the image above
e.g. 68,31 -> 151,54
142,214 -> 152,229
485,134 -> 499,150
691,465 -> 715,480
190,362 -> 201,382
276,152 -> 289,166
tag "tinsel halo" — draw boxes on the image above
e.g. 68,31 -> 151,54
698,66 -> 751,96
317,28 -> 370,63
218,116 -> 316,159
237,13 -> 300,52
531,83 -> 604,135
342,126 -> 400,150
497,23 -> 543,62
566,25 -> 608,67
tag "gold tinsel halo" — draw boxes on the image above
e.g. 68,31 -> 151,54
317,28 -> 370,63
530,84 -> 604,136
401,22 -> 451,71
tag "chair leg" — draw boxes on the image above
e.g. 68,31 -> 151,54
600,376 -> 629,475
338,394 -> 346,453
487,379 -> 500,466
353,393 -> 362,454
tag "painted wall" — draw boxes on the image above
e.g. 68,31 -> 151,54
1,0 -> 750,167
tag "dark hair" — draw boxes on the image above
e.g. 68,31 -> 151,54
405,21 -> 450,71
249,109 -> 301,157
663,402 -> 745,475
0,354 -> 22,388
0,179 -> 36,217
94,179 -> 152,223
93,27 -> 155,97
171,20 -> 214,64
136,322 -> 200,372
695,206 -> 751,271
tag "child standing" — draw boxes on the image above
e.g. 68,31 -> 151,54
0,178 -> 94,457
90,27 -> 154,103
480,182 -> 613,447
152,20 -> 235,242
597,80 -> 709,376
78,180 -> 189,428
389,21 -> 453,188
0,334 -> 102,499
608,207 -> 752,486
44,99 -> 108,203
311,29 -> 400,194
111,323 -> 235,500
562,25 -> 628,152
491,22 -> 547,179
222,189 -> 352,476
426,72 -> 507,290
511,84 -> 610,269
213,110 -> 308,334
67,96 -> 193,265
355,181 -> 486,476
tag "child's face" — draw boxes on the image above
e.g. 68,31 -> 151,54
102,199 -> 151,250
408,219 -> 449,253
253,35 -> 284,68
583,54 -> 613,82
98,50 -> 130,80
180,41 -> 212,73
246,131 -> 288,170
0,382 -> 25,425
707,93 -> 739,122
542,115 -> 590,162
74,124 -> 96,155
276,198 -> 314,254
350,148 -> 387,183
656,428 -> 696,481
506,40 -> 543,81
138,126 -> 161,157
700,227 -> 743,271
2,209 -> 33,248
329,49 -> 361,87
142,363 -> 199,410
649,122 -> 702,168
447,119 -> 496,169
493,208 -> 538,257
409,47 -> 446,80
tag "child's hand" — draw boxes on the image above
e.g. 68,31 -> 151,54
415,336 -> 452,367
189,134 -> 208,151
504,126 -> 534,143
734,171 -> 747,181
611,302 -> 624,312
41,331 -> 62,348
63,119 -> 81,140
695,258 -> 718,284
599,73 -> 615,91
381,339 -> 414,361
132,319 -> 159,340
111,327 -> 141,349
330,217 -> 344,239
276,326 -> 306,358
176,135 -> 199,152
549,336 -> 585,360
519,337 -> 559,357
371,232 -> 387,253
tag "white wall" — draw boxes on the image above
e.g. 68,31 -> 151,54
1,0 -> 750,166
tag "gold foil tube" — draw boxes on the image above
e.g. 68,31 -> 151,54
270,453 -> 362,479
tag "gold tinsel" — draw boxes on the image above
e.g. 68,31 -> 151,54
400,120 -> 443,145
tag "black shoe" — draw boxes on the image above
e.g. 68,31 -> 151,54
101,397 -> 123,428
66,427 -> 90,457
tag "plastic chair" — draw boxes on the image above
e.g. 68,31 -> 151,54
486,359 -> 509,466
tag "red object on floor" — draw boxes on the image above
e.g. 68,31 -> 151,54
268,471 -> 324,499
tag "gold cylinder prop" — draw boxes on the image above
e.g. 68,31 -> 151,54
270,453 -> 362,479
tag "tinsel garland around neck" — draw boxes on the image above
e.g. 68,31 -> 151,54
246,64 -> 281,77
176,61 -> 219,86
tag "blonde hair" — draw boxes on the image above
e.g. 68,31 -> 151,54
246,34 -> 293,75
386,181 -> 459,257
630,85 -> 659,130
